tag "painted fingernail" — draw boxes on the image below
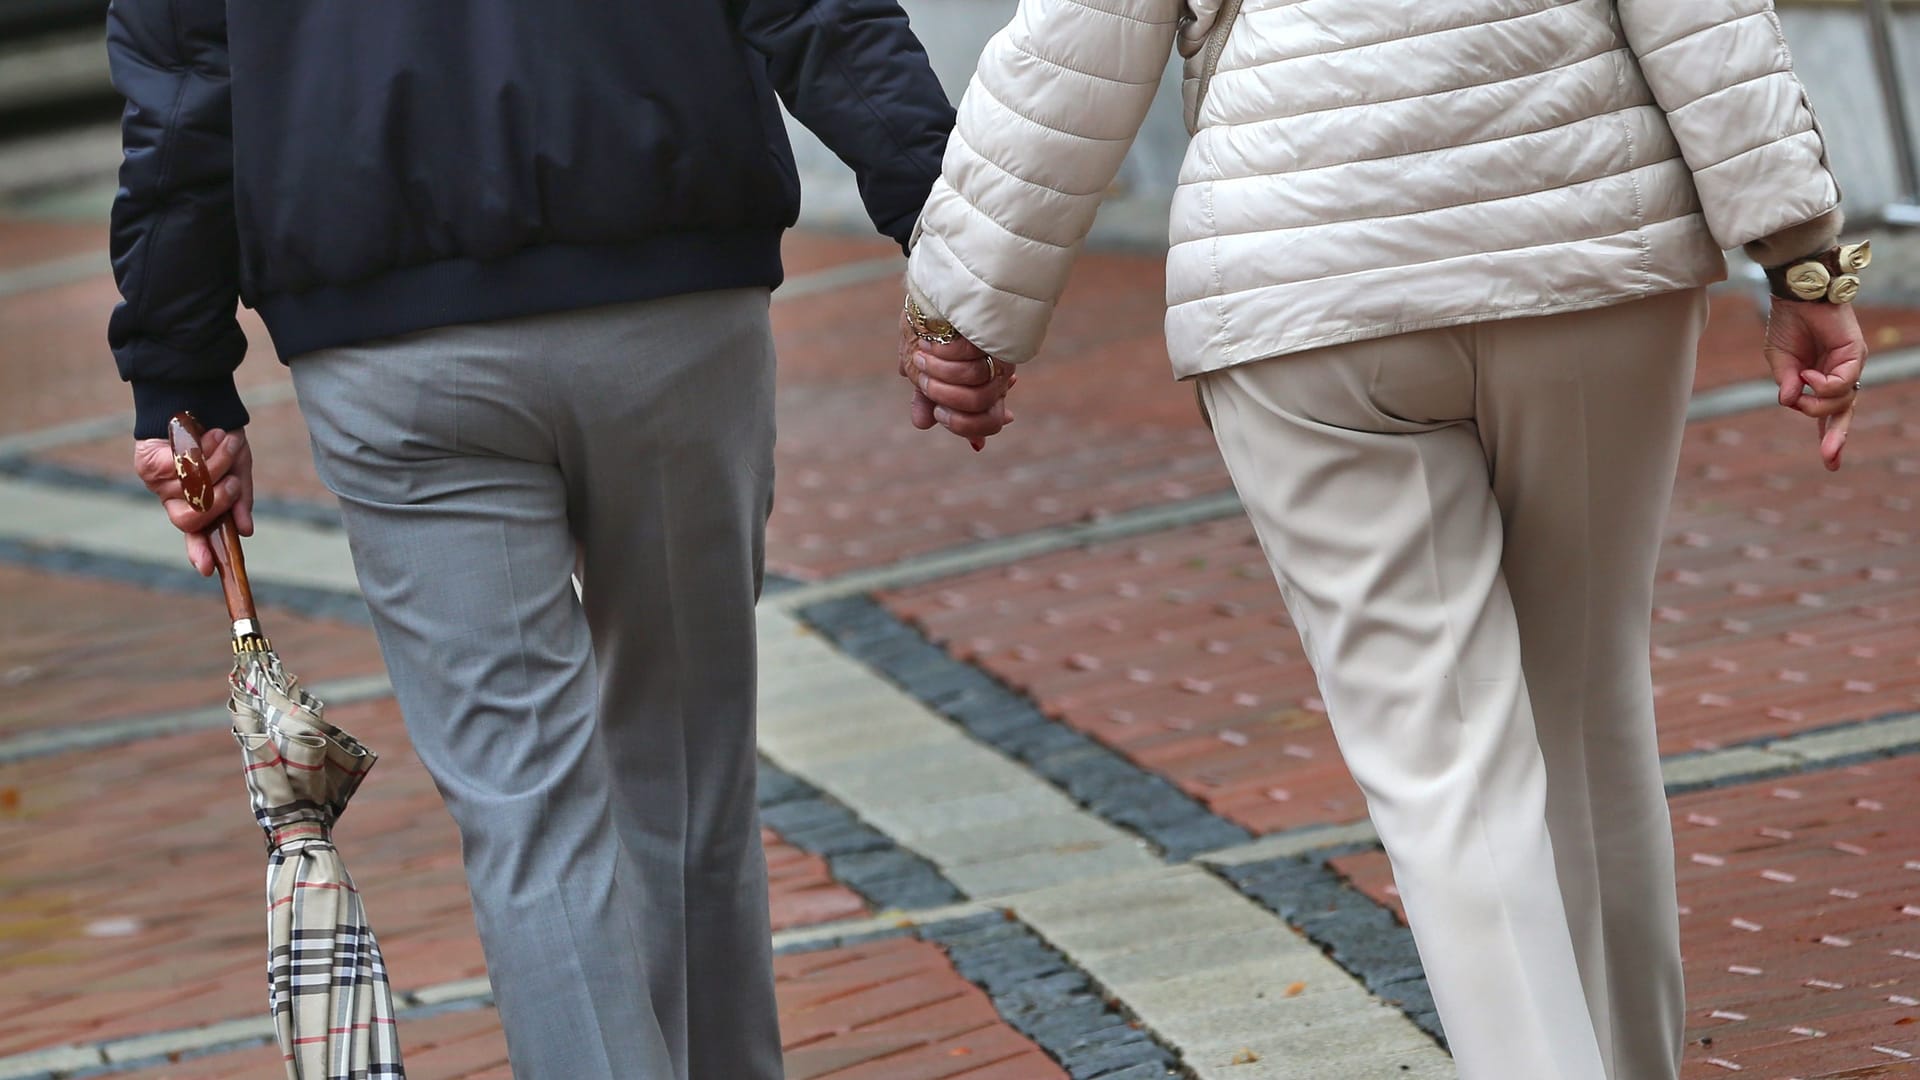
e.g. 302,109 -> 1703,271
971,439 -> 985,452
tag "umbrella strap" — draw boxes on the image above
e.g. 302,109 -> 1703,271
268,823 -> 332,852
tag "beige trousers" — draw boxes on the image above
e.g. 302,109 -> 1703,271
1199,289 -> 1710,1080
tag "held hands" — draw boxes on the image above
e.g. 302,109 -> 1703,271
133,425 -> 255,575
897,309 -> 1016,449
1763,300 -> 1868,472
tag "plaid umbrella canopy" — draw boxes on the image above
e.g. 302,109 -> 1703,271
171,414 -> 407,1079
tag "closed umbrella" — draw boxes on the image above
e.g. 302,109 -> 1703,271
171,413 -> 406,1079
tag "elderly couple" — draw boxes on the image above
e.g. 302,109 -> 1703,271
110,0 -> 1866,1075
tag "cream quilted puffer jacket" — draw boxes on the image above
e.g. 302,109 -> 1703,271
905,0 -> 1843,376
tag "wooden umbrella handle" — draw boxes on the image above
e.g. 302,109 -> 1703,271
168,412 -> 259,627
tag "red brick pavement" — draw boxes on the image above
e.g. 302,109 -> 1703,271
1696,292 -> 1920,393
0,217 -> 97,273
0,695 -> 865,1057
883,381 -> 1920,836
22,243 -> 1224,581
0,565 -> 386,737
750,248 -> 1222,578
0,273 -> 286,440
105,937 -> 1063,1080
13,211 -> 1920,583
43,395 -> 336,504
778,230 -> 901,278
30,230 -> 913,507
1329,758 -> 1920,1079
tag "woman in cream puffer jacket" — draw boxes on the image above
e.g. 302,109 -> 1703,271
902,2 -> 1869,1079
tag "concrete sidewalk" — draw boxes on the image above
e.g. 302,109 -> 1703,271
1,199 -> 1916,1080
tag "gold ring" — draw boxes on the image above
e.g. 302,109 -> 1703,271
984,356 -> 1001,382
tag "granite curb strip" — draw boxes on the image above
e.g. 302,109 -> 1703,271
0,251 -> 103,300
0,383 -> 303,460
769,493 -> 1247,612
1009,866 -> 1452,1079
0,456 -> 346,531
1660,709 -> 1920,794
1209,849 -> 1442,1046
774,908 -> 1191,1078
798,594 -> 1253,862
0,536 -> 371,623
0,908 -> 1179,1080
0,673 -> 396,765
757,757 -> 965,912
919,910 -> 1184,1079
1685,345 -> 1920,420
0,986 -> 496,1080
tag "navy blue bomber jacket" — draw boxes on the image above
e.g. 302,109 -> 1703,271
106,0 -> 955,439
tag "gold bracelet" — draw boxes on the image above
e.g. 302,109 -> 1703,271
904,295 -> 959,345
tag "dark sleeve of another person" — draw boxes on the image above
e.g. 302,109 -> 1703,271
106,0 -> 250,440
733,0 -> 957,252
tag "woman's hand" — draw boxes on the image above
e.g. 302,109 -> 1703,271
898,310 -> 1016,450
133,425 -> 254,575
1763,300 -> 1867,472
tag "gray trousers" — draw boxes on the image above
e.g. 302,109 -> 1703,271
292,289 -> 783,1080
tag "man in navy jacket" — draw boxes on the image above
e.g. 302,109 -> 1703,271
108,0 -> 954,1074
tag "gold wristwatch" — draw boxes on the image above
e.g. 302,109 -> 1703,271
1766,241 -> 1871,305
904,295 -> 959,345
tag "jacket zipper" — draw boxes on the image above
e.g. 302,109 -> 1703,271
1192,0 -> 1249,126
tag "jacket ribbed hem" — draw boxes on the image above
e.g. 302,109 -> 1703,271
1165,217 -> 1731,380
256,232 -> 785,360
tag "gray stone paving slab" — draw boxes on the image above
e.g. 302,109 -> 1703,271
794,739 -> 1038,802
1013,869 -> 1282,960
1686,347 -> 1920,420
770,492 -> 1248,610
885,808 -> 1130,865
1141,990 -> 1406,1053
100,1017 -> 276,1064
863,785 -> 1071,841
1768,711 -> 1920,763
1189,1038 -> 1456,1080
1073,927 -> 1314,988
940,842 -> 1157,898
0,673 -> 395,764
17,353 -> 1920,1080
0,1045 -> 103,1080
0,477 -> 359,593
1200,821 -> 1383,865
755,608 -> 1161,901
404,976 -> 493,1007
1011,867 -> 1453,1077
756,703 -> 947,766
0,383 -> 301,460
1659,746 -> 1795,788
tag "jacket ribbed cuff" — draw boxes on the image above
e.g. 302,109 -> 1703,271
131,377 -> 249,441
1745,208 -> 1846,269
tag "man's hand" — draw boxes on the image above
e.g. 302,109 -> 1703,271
898,310 -> 1015,449
1764,299 -> 1867,472
134,426 -> 254,575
